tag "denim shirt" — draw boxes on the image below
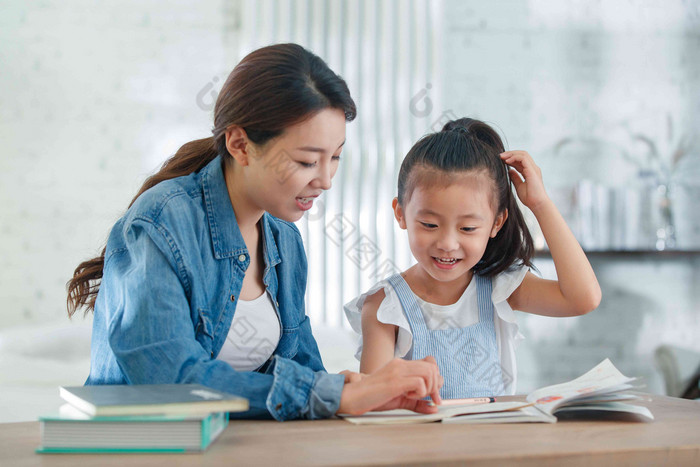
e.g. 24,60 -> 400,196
85,155 -> 345,420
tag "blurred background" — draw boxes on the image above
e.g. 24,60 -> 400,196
1,0 -> 699,422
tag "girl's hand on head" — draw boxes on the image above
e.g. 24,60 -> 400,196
500,150 -> 549,211
337,356 -> 444,416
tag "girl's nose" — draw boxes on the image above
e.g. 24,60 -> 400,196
436,232 -> 459,253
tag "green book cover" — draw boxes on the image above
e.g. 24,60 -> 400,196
37,406 -> 230,453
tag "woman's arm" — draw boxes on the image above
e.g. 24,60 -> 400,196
98,219 -> 343,420
359,289 -> 399,374
101,219 -> 441,421
501,151 -> 602,317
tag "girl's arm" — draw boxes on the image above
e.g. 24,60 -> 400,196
359,289 -> 399,373
501,150 -> 602,317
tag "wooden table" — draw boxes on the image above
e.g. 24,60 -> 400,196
2,394 -> 699,466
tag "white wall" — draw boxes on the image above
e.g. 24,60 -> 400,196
1,0 -> 239,328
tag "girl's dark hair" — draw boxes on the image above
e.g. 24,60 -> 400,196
396,117 -> 534,276
67,43 -> 356,317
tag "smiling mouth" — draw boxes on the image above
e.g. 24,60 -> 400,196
297,197 -> 314,204
433,257 -> 460,265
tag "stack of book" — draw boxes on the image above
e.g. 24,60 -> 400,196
37,384 -> 248,453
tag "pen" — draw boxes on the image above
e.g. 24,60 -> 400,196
431,397 -> 496,406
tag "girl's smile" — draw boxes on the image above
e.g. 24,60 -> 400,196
432,257 -> 462,269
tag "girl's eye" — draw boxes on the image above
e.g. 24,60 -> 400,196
298,161 -> 317,168
420,222 -> 437,229
461,227 -> 476,232
332,155 -> 341,162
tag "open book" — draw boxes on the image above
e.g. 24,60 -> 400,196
341,359 -> 654,425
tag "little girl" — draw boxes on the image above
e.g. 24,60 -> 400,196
344,118 -> 601,398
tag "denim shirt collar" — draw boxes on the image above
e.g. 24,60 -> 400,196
201,155 -> 281,269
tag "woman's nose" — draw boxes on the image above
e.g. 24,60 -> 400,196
312,164 -> 333,190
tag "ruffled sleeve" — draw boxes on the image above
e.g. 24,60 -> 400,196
492,265 -> 528,329
343,280 -> 414,361
491,264 -> 528,395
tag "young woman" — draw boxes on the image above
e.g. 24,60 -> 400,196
67,43 -> 442,420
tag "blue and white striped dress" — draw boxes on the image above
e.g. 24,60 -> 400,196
344,266 -> 527,396
386,273 -> 505,398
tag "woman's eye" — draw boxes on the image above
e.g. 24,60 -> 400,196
331,155 -> 341,162
298,161 -> 317,168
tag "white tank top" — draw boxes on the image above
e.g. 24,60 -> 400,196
217,291 -> 281,371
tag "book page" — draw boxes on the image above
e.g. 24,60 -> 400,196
526,359 -> 636,416
341,401 -> 530,425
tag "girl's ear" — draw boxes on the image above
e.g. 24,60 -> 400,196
490,209 -> 508,237
392,198 -> 407,230
225,125 -> 251,166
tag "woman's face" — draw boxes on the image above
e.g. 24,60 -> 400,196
244,108 -> 346,222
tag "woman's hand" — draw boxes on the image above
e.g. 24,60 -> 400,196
337,357 -> 443,416
339,370 -> 364,384
500,150 -> 549,212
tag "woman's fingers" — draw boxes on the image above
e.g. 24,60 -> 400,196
406,399 -> 439,414
339,370 -> 363,384
392,358 -> 440,402
419,356 -> 442,404
401,376 -> 428,399
337,357 -> 445,415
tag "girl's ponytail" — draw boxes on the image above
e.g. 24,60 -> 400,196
475,181 -> 534,276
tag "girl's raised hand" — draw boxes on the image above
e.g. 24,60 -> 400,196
500,150 -> 549,211
337,356 -> 443,416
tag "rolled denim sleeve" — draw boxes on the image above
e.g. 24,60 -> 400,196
265,356 -> 344,421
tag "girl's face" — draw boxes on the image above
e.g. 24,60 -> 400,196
393,171 -> 507,284
242,108 -> 346,222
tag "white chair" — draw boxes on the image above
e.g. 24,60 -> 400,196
654,344 -> 700,398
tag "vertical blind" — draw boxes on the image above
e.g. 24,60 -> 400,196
230,0 -> 442,328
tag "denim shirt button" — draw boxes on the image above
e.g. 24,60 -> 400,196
238,254 -> 246,262
210,351 -> 214,358
275,403 -> 282,411
230,294 -> 235,302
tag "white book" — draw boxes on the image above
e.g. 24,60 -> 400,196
341,359 -> 654,425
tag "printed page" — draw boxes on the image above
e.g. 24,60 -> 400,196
341,401 -> 530,425
526,359 -> 636,416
